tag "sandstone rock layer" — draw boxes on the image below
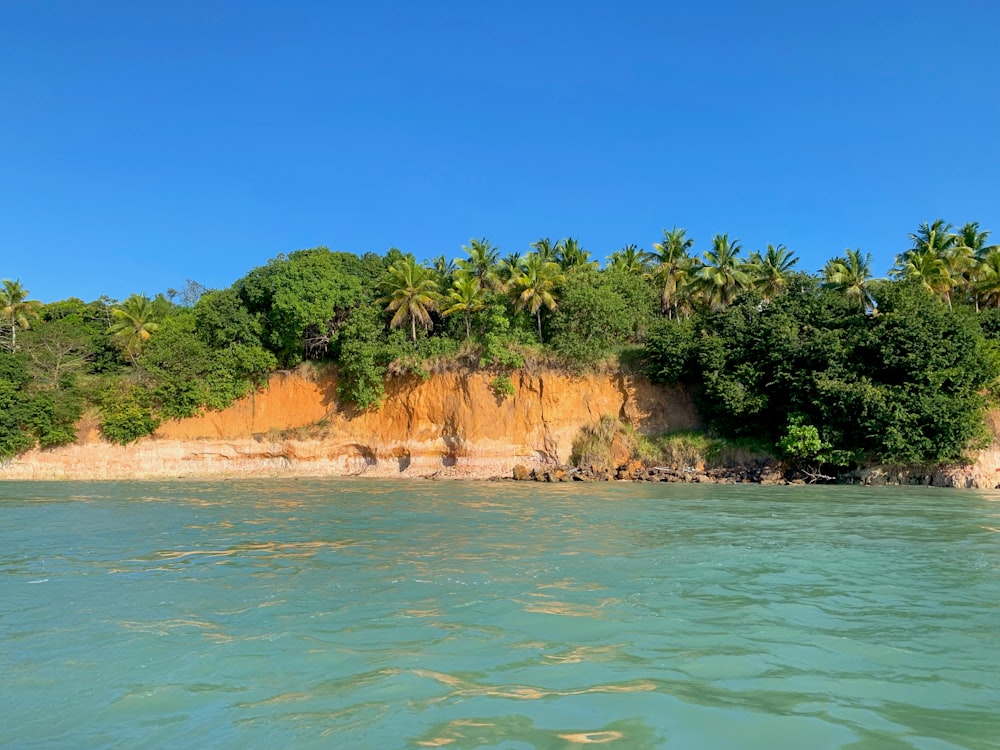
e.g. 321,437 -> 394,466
1,368 -> 699,480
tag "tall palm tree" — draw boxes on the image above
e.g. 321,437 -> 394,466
512,253 -> 565,341
457,238 -> 501,290
380,256 -> 441,344
822,249 -> 875,312
443,276 -> 487,339
891,246 -> 954,306
497,252 -> 523,289
696,234 -> 751,311
893,219 -> 958,307
956,222 -> 994,256
973,248 -> 1000,309
607,244 -> 653,275
107,294 -> 162,363
530,237 -> 562,264
748,244 -> 799,302
954,222 -> 998,310
430,254 -> 456,289
910,219 -> 957,257
650,227 -> 695,318
556,237 -> 597,273
1,279 -> 42,353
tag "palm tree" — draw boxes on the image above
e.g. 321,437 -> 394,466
822,249 -> 875,312
107,294 -> 162,363
1,279 -> 42,353
891,246 -> 954,305
530,237 -> 562,264
956,222 -> 994,256
650,227 -> 695,318
457,238 -> 501,290
497,252 -> 523,289
973,248 -> 1000,309
512,253 -> 565,341
910,219 -> 957,256
748,244 -> 798,301
696,234 -> 751,311
893,219 -> 958,307
380,256 -> 441,344
443,276 -> 487,339
430,254 -> 456,289
556,237 -> 597,273
607,244 -> 653,275
954,222 -> 998,310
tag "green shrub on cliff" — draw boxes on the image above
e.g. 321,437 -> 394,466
99,382 -> 160,444
647,278 -> 997,464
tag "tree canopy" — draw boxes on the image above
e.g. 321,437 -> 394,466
3,217 -> 999,468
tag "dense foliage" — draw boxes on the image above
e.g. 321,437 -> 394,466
646,278 -> 999,465
3,219 -> 999,468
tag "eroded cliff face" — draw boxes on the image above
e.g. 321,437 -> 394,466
0,368 -> 699,480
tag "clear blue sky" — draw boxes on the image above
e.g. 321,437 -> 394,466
2,0 -> 998,303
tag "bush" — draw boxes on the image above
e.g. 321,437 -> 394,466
100,383 -> 160,444
490,374 -> 515,400
570,416 -> 657,468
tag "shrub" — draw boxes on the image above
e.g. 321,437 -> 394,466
100,383 -> 160,444
490,374 -> 515,400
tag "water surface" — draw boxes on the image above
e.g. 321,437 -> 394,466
2,480 -> 998,749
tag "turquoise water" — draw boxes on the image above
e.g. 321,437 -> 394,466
1,481 -> 998,749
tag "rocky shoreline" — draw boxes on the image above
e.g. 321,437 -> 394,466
510,460 -> 998,489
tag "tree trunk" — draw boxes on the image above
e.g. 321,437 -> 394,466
536,310 -> 543,342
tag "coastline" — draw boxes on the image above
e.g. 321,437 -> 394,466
0,367 -> 696,482
3,366 -> 998,488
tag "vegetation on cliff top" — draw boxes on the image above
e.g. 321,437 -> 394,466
3,220 -> 1000,472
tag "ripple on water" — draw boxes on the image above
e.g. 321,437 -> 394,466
1,480 -> 998,749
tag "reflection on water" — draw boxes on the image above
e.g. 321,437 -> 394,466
1,480 -> 998,749
414,716 -> 656,748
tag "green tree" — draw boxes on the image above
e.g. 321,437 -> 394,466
607,244 -> 653,275
954,222 -> 997,310
107,294 -> 163,364
512,253 -> 565,341
497,252 -> 523,289
650,227 -> 696,318
556,237 -> 597,273
973,248 -> 1000,309
457,238 -> 501,290
822,249 -> 875,312
696,234 -> 750,311
140,309 -> 277,419
776,416 -> 847,481
549,268 -> 656,368
891,220 -> 958,307
859,282 -> 995,462
237,247 -> 372,364
443,275 -> 487,339
431,255 -> 457,289
1,279 -> 42,353
530,237 -> 562,264
748,244 -> 798,302
19,317 -> 92,391
380,256 -> 441,344
891,245 -> 954,307
194,288 -> 264,349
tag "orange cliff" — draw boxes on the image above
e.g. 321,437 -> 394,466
0,368 -> 700,480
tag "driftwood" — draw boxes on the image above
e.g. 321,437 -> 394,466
802,466 -> 835,483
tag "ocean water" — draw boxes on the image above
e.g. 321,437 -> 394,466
1,480 -> 998,750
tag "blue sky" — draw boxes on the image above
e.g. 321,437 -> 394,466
2,0 -> 998,302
